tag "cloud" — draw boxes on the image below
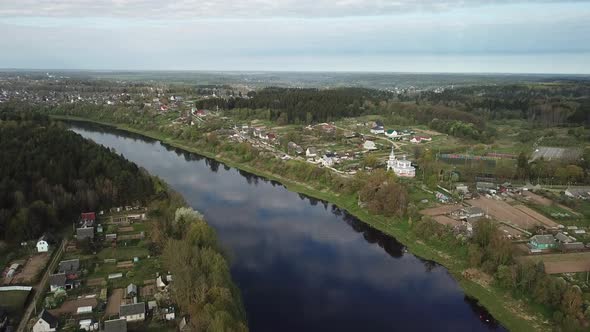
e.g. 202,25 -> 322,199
1,0 -> 588,19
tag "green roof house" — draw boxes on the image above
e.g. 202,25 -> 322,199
529,235 -> 557,250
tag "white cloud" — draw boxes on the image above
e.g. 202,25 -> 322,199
1,0 -> 587,18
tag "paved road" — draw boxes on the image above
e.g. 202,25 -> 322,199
16,240 -> 64,332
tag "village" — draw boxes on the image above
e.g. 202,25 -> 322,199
1,208 -> 189,332
420,182 -> 590,276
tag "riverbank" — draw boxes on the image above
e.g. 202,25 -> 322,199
53,114 -> 549,331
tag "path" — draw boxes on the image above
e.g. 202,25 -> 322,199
16,240 -> 64,332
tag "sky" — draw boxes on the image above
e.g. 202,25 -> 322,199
1,0 -> 589,73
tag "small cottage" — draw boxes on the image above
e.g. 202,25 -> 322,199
37,236 -> 49,253
103,318 -> 127,332
33,310 -> 58,332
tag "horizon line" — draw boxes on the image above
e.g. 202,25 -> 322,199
1,68 -> 590,77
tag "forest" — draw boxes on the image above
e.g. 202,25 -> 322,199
195,87 -> 393,124
0,110 -> 155,243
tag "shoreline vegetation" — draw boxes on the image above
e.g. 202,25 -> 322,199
52,114 -> 551,332
0,112 -> 247,331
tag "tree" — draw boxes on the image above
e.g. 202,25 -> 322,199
516,152 -> 530,180
560,285 -> 583,318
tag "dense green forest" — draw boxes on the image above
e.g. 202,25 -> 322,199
195,87 -> 393,124
0,110 -> 155,242
147,191 -> 248,331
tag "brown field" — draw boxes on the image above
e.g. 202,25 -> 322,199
118,226 -> 134,232
9,253 -> 50,284
521,252 -> 590,274
433,215 -> 461,227
513,205 -> 560,228
469,197 -> 544,230
105,288 -> 123,317
522,191 -> 552,206
140,284 -> 156,298
420,204 -> 463,216
49,297 -> 98,316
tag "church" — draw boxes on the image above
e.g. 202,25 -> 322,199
386,146 -> 416,178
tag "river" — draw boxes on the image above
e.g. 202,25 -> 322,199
69,122 -> 505,332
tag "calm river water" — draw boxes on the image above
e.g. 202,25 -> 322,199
70,122 -> 505,332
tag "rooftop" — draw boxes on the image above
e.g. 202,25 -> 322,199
120,302 -> 145,316
104,318 -> 127,332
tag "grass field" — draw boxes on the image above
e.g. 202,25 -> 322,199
0,289 -> 31,314
96,246 -> 149,261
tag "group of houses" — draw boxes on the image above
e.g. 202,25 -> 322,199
368,121 -> 428,143
529,228 -> 589,253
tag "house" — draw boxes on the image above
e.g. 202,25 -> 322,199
370,125 -> 384,135
79,319 -> 98,331
37,236 -> 49,253
0,307 -> 7,331
119,303 -> 146,322
306,147 -> 318,158
126,283 -> 138,298
179,317 -> 191,332
476,182 -> 497,193
456,184 -> 469,195
529,234 -> 557,250
77,227 -> 94,241
58,258 -> 80,274
363,141 -> 377,151
156,276 -> 169,290
80,212 -> 96,223
103,318 -> 127,332
147,301 -> 158,311
565,187 -> 590,199
288,142 -> 304,155
385,129 -> 398,138
555,232 -> 574,244
33,310 -> 58,332
462,207 -> 485,219
321,155 -> 334,167
49,273 -> 66,292
386,146 -> 415,178
561,242 -> 585,251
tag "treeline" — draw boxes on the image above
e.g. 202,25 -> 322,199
411,218 -> 589,330
422,83 -> 590,127
146,191 -> 248,331
195,87 -> 392,124
0,110 -> 155,242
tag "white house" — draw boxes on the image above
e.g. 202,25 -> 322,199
120,302 -> 146,322
386,146 -> 416,178
37,237 -> 49,253
33,310 -> 58,332
321,155 -> 334,167
385,129 -> 399,138
363,141 -> 377,151
306,147 -> 318,158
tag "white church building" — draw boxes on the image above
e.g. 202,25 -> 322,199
386,146 -> 416,178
